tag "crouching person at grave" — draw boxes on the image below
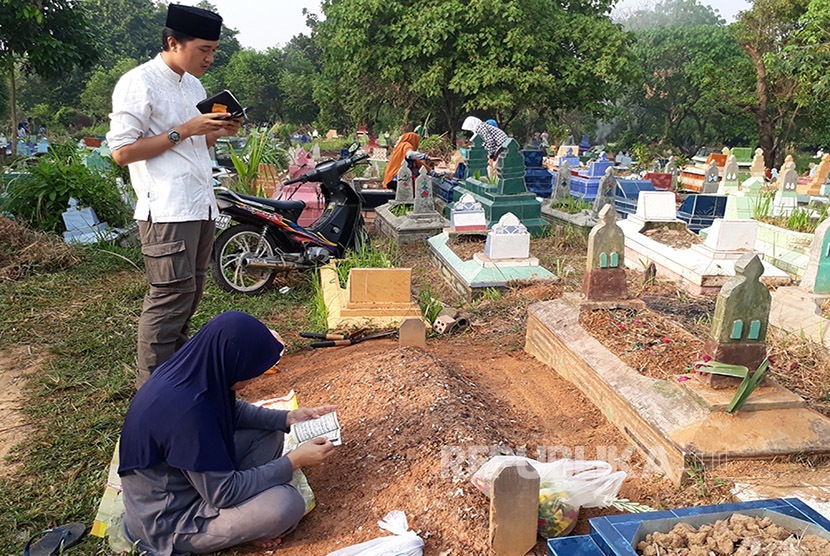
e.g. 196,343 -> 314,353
383,131 -> 431,189
117,312 -> 336,554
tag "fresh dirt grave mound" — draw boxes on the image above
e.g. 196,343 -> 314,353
242,332 -> 727,555
245,343 -> 529,554
0,217 -> 81,280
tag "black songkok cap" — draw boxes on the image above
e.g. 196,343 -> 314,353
166,4 -> 222,41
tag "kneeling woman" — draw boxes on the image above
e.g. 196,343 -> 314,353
118,311 -> 336,554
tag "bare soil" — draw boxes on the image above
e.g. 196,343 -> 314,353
241,334 -> 728,556
641,225 -> 703,249
579,305 -> 704,380
3,224 -> 830,555
0,345 -> 45,478
445,235 -> 488,262
637,513 -> 830,555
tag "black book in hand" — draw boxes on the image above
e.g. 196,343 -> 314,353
196,89 -> 245,119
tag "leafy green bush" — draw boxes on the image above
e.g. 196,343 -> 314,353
229,125 -> 289,196
420,133 -> 454,160
1,141 -> 131,233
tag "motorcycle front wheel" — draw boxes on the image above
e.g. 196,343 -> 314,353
212,224 -> 279,294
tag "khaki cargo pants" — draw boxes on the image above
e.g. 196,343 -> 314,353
136,218 -> 214,388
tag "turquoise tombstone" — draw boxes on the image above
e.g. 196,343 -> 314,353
450,138 -> 548,234
710,254 -> 770,345
802,218 -> 830,294
466,135 -> 488,178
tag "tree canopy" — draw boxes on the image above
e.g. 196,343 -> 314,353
316,0 -> 633,141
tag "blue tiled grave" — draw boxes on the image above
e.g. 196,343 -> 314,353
548,498 -> 830,556
676,194 -> 727,233
522,149 -> 554,198
614,179 -> 657,218
568,154 -> 615,201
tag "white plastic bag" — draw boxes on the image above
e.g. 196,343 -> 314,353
326,510 -> 424,556
471,456 -> 626,538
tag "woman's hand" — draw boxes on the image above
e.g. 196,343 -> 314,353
287,437 -> 336,469
286,405 -> 337,427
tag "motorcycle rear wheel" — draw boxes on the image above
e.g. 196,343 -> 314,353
212,224 -> 279,294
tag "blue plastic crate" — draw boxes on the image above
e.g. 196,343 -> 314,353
548,498 -> 830,556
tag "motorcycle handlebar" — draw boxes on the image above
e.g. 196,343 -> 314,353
282,151 -> 368,186
283,175 -> 306,185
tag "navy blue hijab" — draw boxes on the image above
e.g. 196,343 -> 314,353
119,311 -> 284,474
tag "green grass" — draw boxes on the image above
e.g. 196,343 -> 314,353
334,239 -> 399,288
390,203 -> 412,217
0,243 -> 315,552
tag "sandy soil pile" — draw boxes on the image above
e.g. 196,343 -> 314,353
637,513 -> 830,555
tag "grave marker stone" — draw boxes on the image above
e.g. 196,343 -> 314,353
700,161 -> 720,194
484,212 -> 530,259
750,148 -> 766,179
593,167 -> 617,216
398,317 -> 426,349
582,205 -> 627,301
450,193 -> 488,232
552,161 -> 572,202
494,139 -> 528,195
467,135 -> 488,178
665,156 -> 678,189
773,158 -> 799,216
394,161 -> 414,203
800,153 -> 830,196
665,156 -> 677,175
699,253 -> 770,388
801,218 -> 830,295
635,191 -> 677,222
718,154 -> 740,195
413,166 -> 434,214
489,461 -> 539,556
311,143 -> 321,161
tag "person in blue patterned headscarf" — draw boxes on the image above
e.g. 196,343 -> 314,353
462,116 -> 509,160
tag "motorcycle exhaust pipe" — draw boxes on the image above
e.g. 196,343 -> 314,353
240,256 -> 302,270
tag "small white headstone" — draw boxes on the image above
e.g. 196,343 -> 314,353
451,193 -> 487,231
635,191 -> 677,222
484,213 -> 530,259
702,219 -> 759,252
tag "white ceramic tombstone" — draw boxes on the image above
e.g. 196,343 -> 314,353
484,212 -> 530,260
635,191 -> 677,222
450,193 -> 487,231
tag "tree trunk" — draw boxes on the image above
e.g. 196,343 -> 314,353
745,44 -> 776,169
8,62 -> 17,156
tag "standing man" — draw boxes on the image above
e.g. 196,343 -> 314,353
107,4 -> 241,388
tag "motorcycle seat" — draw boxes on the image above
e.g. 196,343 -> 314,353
236,193 -> 306,213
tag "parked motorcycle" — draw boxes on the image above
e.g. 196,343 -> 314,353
211,148 -> 369,294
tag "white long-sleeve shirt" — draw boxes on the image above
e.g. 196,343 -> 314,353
107,54 -> 217,223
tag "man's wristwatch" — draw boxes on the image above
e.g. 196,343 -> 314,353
167,129 -> 181,145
